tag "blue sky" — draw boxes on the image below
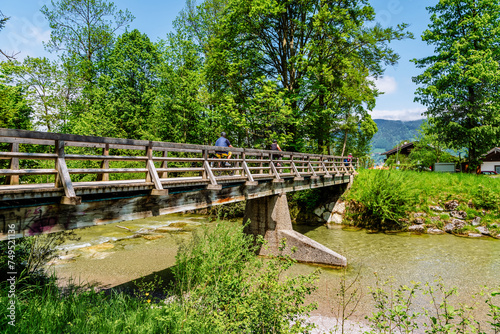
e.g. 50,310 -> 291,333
1,0 -> 437,121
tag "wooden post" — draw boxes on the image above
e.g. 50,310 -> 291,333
202,149 -> 207,180
259,153 -> 264,175
242,152 -> 257,186
307,156 -> 319,179
235,152 -> 240,175
55,140 -> 81,205
146,143 -> 167,196
321,157 -> 332,178
204,160 -> 221,190
161,150 -> 168,179
96,143 -> 109,181
5,143 -> 19,185
291,154 -> 303,181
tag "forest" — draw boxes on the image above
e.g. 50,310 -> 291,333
0,0 -> 411,158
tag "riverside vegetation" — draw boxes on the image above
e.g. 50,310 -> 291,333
343,169 -> 500,238
1,217 -> 500,333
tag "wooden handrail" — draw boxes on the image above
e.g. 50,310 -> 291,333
0,128 -> 357,203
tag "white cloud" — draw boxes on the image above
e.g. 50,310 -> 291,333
370,108 -> 426,121
372,76 -> 397,94
1,15 -> 52,60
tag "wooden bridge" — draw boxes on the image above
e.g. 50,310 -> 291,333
0,128 -> 357,266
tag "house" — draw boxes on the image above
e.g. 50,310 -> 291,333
480,147 -> 500,173
381,142 -> 415,162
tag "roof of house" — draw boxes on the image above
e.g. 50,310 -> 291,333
485,147 -> 500,156
483,147 -> 500,160
381,142 -> 415,156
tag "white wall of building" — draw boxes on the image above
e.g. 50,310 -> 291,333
481,161 -> 500,173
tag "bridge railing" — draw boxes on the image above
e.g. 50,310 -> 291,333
0,128 -> 357,204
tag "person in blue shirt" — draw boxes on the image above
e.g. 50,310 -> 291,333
214,132 -> 233,167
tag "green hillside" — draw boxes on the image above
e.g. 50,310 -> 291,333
370,119 -> 424,164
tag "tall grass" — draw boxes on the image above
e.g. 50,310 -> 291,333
344,170 -> 418,230
1,221 -> 319,333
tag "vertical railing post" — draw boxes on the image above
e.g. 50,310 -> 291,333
259,153 -> 264,175
161,150 -> 168,179
146,143 -> 167,196
290,153 -> 303,181
97,143 -> 109,182
202,149 -> 207,180
242,150 -> 257,186
55,140 -> 81,205
235,152 -> 241,175
203,148 -> 221,190
5,143 -> 19,185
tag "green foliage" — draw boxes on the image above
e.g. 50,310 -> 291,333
0,231 -> 79,288
173,0 -> 410,153
41,0 -> 134,84
0,221 -> 319,333
472,185 -> 500,210
345,170 -> 417,230
366,276 -> 421,333
485,288 -> 500,333
0,81 -> 32,130
292,189 -> 321,212
412,0 -> 500,165
72,29 -> 162,139
173,221 -> 319,333
366,277 -> 490,334
347,170 -> 500,228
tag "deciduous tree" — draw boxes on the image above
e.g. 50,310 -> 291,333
412,0 -> 500,168
41,0 -> 134,84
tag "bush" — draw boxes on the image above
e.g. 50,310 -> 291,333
344,170 -> 416,230
172,221 -> 319,333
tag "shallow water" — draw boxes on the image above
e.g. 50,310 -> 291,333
52,215 -> 500,328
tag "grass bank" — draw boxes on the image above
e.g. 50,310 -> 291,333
344,169 -> 500,234
1,222 -> 318,333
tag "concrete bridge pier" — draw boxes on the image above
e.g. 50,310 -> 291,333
243,193 -> 347,267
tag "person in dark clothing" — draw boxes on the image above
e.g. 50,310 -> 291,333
271,139 -> 283,167
214,132 -> 233,167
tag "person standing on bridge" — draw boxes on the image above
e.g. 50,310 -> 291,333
271,139 -> 283,167
215,132 -> 233,167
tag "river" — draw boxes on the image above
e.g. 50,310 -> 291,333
50,213 -> 500,331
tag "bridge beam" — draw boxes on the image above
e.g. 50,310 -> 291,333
243,194 -> 347,267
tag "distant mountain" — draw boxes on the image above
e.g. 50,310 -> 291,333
370,119 -> 424,163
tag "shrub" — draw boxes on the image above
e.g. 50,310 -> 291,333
344,170 -> 416,230
172,221 -> 319,333
472,185 -> 500,210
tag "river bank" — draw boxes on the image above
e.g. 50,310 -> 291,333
331,170 -> 500,239
47,213 -> 499,332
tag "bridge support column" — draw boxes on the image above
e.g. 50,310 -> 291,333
243,194 -> 347,267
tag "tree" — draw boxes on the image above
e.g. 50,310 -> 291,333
71,30 -> 162,139
41,0 -> 134,84
175,0 -> 409,153
0,79 -> 32,130
3,57 -> 71,132
152,31 -> 210,144
412,0 -> 500,169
